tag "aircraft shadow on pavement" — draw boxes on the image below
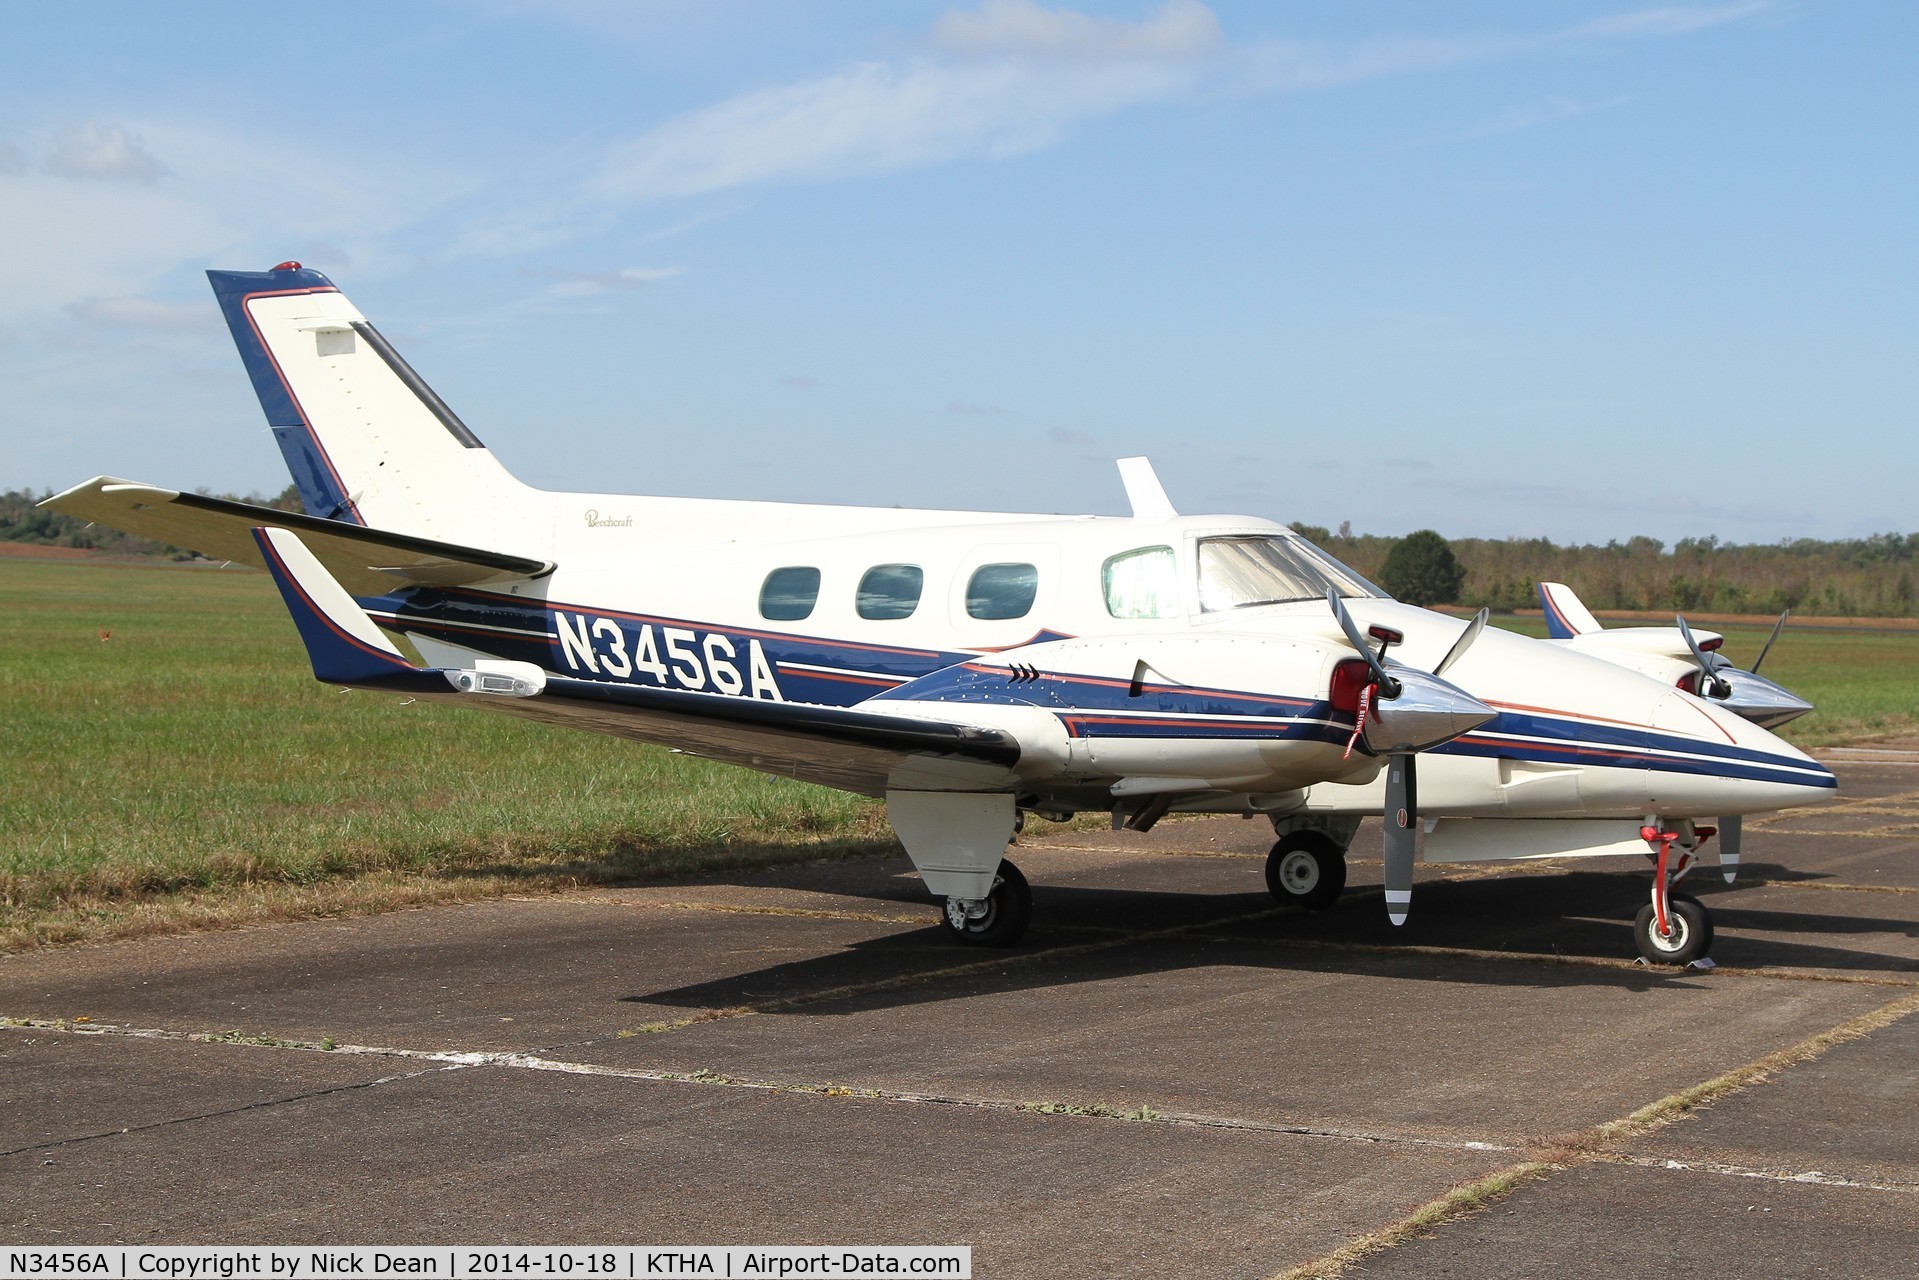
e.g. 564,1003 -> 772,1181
625,867 -> 1916,1015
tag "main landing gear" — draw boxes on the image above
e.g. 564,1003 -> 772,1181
1635,823 -> 1716,966
1265,830 -> 1348,910
938,859 -> 1032,947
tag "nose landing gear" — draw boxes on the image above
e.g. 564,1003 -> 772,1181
1635,823 -> 1716,965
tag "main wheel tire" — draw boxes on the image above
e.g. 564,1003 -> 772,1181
1265,831 -> 1347,911
1634,893 -> 1712,965
940,859 -> 1032,947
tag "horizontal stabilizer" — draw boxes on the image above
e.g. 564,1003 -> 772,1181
42,478 -> 553,594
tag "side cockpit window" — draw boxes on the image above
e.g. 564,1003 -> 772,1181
966,563 -> 1039,620
759,567 -> 821,621
857,564 -> 924,620
1102,546 -> 1177,619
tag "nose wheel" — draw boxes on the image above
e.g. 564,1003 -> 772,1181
1635,893 -> 1713,965
939,859 -> 1032,947
1265,831 -> 1347,910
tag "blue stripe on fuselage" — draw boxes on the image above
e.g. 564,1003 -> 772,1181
360,586 -> 1831,786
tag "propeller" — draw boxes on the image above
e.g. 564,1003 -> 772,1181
1676,614 -> 1732,699
1327,592 -> 1493,927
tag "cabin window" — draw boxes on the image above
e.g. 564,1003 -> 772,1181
759,566 -> 821,621
966,563 -> 1039,620
857,564 -> 924,620
1197,535 -> 1381,612
1103,546 -> 1177,619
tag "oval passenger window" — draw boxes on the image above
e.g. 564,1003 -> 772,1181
966,563 -> 1038,620
760,566 -> 821,621
857,564 -> 924,620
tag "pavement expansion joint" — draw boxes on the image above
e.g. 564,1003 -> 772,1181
0,1017 -> 1512,1156
1597,1152 -> 1919,1195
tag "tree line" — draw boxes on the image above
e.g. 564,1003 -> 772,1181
1295,523 -> 1919,618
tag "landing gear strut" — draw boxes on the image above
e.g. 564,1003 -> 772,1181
939,859 -> 1032,947
1634,824 -> 1715,965
1265,830 -> 1347,910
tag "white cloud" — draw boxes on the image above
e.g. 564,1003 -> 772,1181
932,0 -> 1222,61
594,55 -> 1197,203
44,122 -> 169,183
590,1 -> 1767,206
1243,3 -> 1774,92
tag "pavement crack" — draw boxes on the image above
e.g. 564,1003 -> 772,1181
0,1026 -> 451,1160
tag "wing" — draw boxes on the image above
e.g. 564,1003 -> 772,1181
251,526 -> 1019,797
41,477 -> 554,595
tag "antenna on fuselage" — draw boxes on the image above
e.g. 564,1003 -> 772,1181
1117,457 -> 1177,521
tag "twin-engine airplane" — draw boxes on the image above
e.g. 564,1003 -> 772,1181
45,264 -> 1837,966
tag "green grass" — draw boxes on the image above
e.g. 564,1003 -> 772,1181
0,559 -> 886,946
3,562 -> 1915,948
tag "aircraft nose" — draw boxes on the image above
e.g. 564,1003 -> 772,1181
1651,688 -> 1836,815
1366,669 -> 1496,755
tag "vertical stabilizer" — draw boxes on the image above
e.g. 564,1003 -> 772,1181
209,264 -> 533,544
1538,581 -> 1602,639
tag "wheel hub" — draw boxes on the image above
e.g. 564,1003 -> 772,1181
1278,850 -> 1320,894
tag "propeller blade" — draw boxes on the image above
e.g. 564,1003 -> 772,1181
1433,607 -> 1490,677
1751,611 -> 1790,675
1382,753 -> 1416,925
1676,614 -> 1729,698
1327,589 -> 1396,693
1718,814 -> 1742,884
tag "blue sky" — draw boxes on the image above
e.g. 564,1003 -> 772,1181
2,1 -> 1912,544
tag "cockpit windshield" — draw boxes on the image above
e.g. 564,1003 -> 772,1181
1197,535 -> 1384,612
